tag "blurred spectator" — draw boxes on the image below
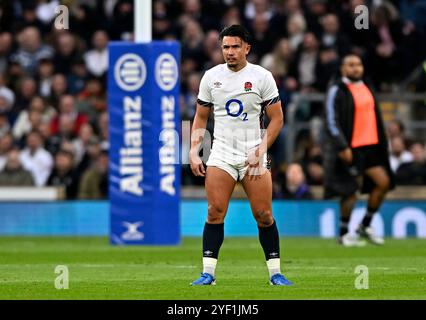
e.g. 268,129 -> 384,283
0,133 -> 14,171
0,148 -> 34,186
14,3 -> 49,37
320,13 -> 352,58
387,118 -> 405,140
276,0 -> 304,34
13,77 -> 38,117
315,45 -> 339,91
181,19 -> 204,70
47,149 -> 79,199
52,31 -> 82,75
286,13 -> 306,51
78,149 -> 108,199
201,30 -> 220,68
0,112 -> 11,137
203,48 -> 224,71
0,85 -> 15,114
48,113 -> 78,155
386,118 -> 414,148
396,141 -> 426,185
260,38 -> 293,81
50,95 -> 88,136
153,0 -> 175,39
6,61 -> 26,92
48,73 -> 69,108
36,58 -> 55,97
275,163 -> 313,199
69,4 -> 104,45
19,130 -> 53,186
0,32 -> 13,74
301,142 -> 324,185
181,73 -> 201,121
96,111 -> 109,146
67,58 -> 89,94
369,2 -> 405,89
72,123 -> 96,166
58,139 -> 77,158
220,6 -> 242,30
389,136 -> 414,172
10,27 -> 54,76
244,0 -> 274,22
15,110 -> 42,144
288,32 -> 320,92
12,96 -> 56,141
304,0 -> 328,35
180,0 -> 219,32
35,119 -> 52,143
249,15 -> 276,62
83,30 -> 109,77
76,135 -> 101,174
77,77 -> 106,122
109,0 -> 134,40
181,57 -> 198,84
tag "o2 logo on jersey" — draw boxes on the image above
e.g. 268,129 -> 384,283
225,99 -> 248,121
114,53 -> 147,91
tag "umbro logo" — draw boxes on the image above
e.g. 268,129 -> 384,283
204,250 -> 213,257
269,252 -> 279,258
213,81 -> 222,88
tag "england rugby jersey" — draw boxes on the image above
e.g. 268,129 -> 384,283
197,62 -> 280,164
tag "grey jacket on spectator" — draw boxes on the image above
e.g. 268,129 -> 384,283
0,167 -> 34,186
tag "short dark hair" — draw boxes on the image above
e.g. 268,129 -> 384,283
341,53 -> 362,66
219,24 -> 252,44
56,149 -> 74,160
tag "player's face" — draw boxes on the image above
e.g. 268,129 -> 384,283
341,56 -> 364,81
221,36 -> 251,71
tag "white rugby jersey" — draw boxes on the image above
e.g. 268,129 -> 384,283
197,62 -> 280,164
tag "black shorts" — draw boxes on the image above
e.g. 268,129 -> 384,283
352,144 -> 384,172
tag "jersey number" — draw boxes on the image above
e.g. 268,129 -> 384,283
225,99 -> 248,121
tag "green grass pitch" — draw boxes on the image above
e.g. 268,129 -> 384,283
0,237 -> 425,299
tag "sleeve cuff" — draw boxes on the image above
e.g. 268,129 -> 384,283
262,96 -> 281,107
197,98 -> 213,108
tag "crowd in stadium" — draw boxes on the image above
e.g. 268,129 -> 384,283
0,0 -> 426,200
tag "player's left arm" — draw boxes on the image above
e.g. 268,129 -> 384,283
246,99 -> 283,174
246,100 -> 283,167
259,101 -> 284,156
259,71 -> 284,156
247,71 -> 283,167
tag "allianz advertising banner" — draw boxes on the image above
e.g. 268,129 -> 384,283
108,41 -> 180,245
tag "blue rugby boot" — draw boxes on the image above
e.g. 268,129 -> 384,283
270,273 -> 293,286
190,273 -> 216,286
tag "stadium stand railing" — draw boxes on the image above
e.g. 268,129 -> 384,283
0,186 -> 65,201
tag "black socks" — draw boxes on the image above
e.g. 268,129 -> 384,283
202,222 -> 224,259
362,206 -> 377,227
258,220 -> 280,260
340,216 -> 350,236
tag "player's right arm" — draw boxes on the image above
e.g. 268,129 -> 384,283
325,85 -> 352,164
190,71 -> 213,177
190,103 -> 211,177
